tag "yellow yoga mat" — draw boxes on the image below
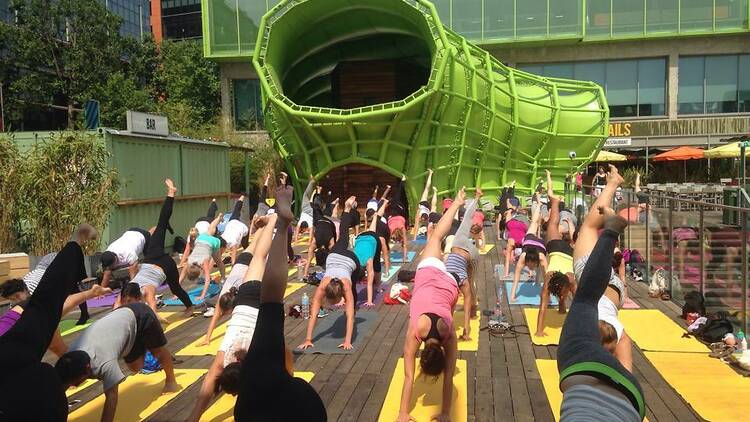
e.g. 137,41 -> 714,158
618,310 -> 708,353
67,379 -> 98,397
199,372 -> 315,422
284,282 -> 305,297
379,358 -> 467,422
59,319 -> 92,336
536,359 -> 651,422
536,359 -> 564,421
292,235 -> 310,246
68,369 -> 204,422
524,308 -> 566,346
453,311 -> 479,351
645,351 -> 750,422
177,323 -> 228,356
160,311 -> 193,333
479,244 -> 495,255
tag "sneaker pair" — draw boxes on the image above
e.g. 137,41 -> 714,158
203,307 -> 215,318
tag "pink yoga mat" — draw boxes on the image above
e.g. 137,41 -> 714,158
623,297 -> 640,309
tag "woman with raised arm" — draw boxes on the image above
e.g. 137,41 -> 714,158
234,183 -> 326,421
396,188 -> 467,422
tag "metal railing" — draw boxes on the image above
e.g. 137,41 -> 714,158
565,183 -> 749,334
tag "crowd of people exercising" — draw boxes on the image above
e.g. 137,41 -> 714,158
0,165 -> 644,422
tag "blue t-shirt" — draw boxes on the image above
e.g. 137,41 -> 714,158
353,234 -> 377,266
197,233 -> 221,252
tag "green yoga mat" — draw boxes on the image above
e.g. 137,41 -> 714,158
59,319 -> 91,336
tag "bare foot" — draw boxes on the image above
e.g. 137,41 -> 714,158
345,196 -> 356,208
607,164 -> 624,186
602,212 -> 628,234
183,306 -> 194,316
89,284 -> 112,298
165,178 -> 177,196
161,380 -> 181,395
238,195 -> 245,202
455,187 -> 467,206
475,187 -> 483,199
274,184 -> 294,222
428,168 -> 433,175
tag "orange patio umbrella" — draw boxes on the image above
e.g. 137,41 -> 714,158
651,146 -> 705,181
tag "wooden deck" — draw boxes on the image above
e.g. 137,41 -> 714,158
57,227 -> 705,422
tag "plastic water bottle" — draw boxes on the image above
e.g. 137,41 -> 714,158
739,331 -> 747,352
301,293 -> 310,320
494,285 -> 504,317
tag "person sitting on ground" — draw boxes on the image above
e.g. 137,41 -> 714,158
100,227 -> 153,288
535,171 -> 577,337
125,179 -> 194,317
234,182 -> 326,421
181,211 -> 226,301
557,201 -> 644,421
186,214 -> 278,422
509,196 -> 548,303
396,188 -> 467,422
413,169 -> 434,240
220,195 -> 249,265
0,224 -> 97,421
200,213 -> 276,344
387,175 -> 411,261
63,300 -> 179,422
293,176 -> 317,244
298,197 -> 363,352
573,165 -> 633,371
23,251 -> 91,325
0,278 -> 110,356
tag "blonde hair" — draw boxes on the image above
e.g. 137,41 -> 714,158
187,263 -> 202,281
188,228 -> 198,247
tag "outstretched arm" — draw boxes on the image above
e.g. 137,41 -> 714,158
397,329 -> 419,422
536,277 -> 551,337
509,253 -> 526,303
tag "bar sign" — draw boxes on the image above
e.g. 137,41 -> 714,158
126,111 -> 169,137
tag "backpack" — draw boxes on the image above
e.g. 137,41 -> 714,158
649,268 -> 668,297
695,314 -> 733,343
682,291 -> 706,319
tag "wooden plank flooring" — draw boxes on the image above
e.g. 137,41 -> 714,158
53,226 -> 705,421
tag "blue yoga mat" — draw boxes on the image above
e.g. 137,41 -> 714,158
411,237 -> 427,245
504,281 -> 559,306
381,264 -> 402,281
390,251 -> 417,263
163,283 -> 221,306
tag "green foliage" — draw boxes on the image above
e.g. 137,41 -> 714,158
20,132 -> 119,255
4,0 -> 124,128
0,136 -> 22,252
229,140 -> 283,194
622,166 -> 652,188
96,72 -> 155,128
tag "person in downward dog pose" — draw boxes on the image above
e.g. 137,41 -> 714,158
199,213 -> 276,344
508,196 -> 548,303
125,179 -> 193,318
293,176 -> 317,244
354,198 -> 391,306
396,188 -> 468,422
234,182 -> 326,421
413,169 -> 434,240
535,171 -> 577,337
180,199 -> 227,283
388,176 -> 411,261
100,226 -> 152,288
297,197 -> 363,352
220,195 -> 249,265
0,224 -> 97,421
366,184 -> 391,228
572,165 -> 633,371
557,201 -> 644,421
186,214 -> 278,422
181,211 -> 225,301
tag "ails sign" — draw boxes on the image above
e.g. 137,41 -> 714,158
126,111 -> 169,137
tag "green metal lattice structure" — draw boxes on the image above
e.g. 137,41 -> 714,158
252,0 -> 609,204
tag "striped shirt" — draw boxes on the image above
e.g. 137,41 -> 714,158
22,253 -> 57,294
444,253 -> 468,283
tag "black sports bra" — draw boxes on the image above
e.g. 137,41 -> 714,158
420,313 -> 444,343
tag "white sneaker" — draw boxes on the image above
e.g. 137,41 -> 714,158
203,307 -> 215,318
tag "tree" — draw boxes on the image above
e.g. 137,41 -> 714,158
95,72 -> 154,128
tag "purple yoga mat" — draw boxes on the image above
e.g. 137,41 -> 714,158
355,281 -> 386,307
86,284 -> 169,307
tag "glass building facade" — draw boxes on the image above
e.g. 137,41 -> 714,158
678,54 -> 750,114
201,0 -> 750,59
103,0 -> 151,38
162,0 -> 202,39
520,58 -> 667,118
233,79 -> 264,130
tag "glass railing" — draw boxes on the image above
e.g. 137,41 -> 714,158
566,184 -> 749,333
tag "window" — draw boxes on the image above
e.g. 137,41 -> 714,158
238,0 -> 267,51
432,0 -> 451,26
207,0 -> 240,53
516,0 -> 547,38
646,0 -> 678,33
549,0 -> 581,36
612,0 -> 644,35
234,80 -> 264,131
520,57 -> 667,118
452,0 -> 482,39
680,0 -> 714,32
715,0 -> 748,30
484,0 -> 515,40
678,56 -> 705,114
586,0 -> 611,36
679,54 -> 750,115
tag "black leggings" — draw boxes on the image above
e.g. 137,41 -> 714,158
331,211 -> 363,279
196,201 -> 219,224
143,196 -> 192,307
0,241 -> 86,366
557,229 -> 644,416
229,198 -> 243,221
389,179 -> 409,219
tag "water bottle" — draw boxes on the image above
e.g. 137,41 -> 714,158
494,284 -> 504,318
739,331 -> 747,352
301,293 -> 310,320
